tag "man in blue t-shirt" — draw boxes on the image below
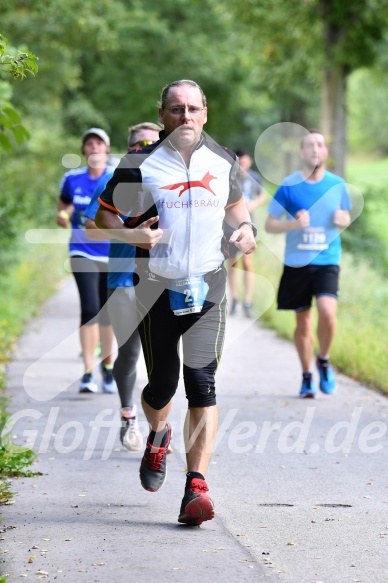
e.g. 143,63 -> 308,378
265,129 -> 351,398
84,122 -> 160,452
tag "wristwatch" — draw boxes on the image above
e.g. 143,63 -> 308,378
238,221 -> 257,238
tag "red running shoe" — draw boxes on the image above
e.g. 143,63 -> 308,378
178,478 -> 215,526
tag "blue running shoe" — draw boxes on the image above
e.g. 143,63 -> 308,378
100,363 -> 117,394
316,357 -> 336,394
300,373 -> 316,398
79,371 -> 98,393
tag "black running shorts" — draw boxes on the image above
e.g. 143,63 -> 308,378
277,264 -> 340,311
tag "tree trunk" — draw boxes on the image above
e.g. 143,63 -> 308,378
320,65 -> 347,178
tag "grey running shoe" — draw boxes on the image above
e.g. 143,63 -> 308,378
120,405 -> 143,452
243,302 -> 253,318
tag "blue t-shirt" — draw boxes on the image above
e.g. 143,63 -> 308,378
60,167 -> 111,261
84,172 -> 136,289
268,171 -> 351,267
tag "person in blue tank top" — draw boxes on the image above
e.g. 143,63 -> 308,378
57,128 -> 116,394
84,122 -> 160,452
265,129 -> 351,399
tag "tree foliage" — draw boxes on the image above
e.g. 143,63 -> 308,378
0,34 -> 38,79
227,0 -> 388,175
9,0 -> 388,159
1,0 -> 259,146
0,33 -> 38,152
348,68 -> 388,155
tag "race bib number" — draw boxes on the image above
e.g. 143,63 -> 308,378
168,275 -> 209,316
297,227 -> 328,251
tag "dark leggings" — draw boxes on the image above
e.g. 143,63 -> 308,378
107,287 -> 141,408
136,267 -> 227,410
70,255 -> 110,326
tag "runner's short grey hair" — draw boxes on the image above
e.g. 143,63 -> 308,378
158,79 -> 207,109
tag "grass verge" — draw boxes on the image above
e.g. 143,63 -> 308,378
0,237 -> 67,504
347,155 -> 388,188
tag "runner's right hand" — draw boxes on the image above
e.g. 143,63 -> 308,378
132,216 -> 163,249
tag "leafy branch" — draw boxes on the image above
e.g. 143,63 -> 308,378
0,34 -> 38,79
0,34 -> 38,152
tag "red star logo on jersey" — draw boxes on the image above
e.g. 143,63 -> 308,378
160,171 -> 217,197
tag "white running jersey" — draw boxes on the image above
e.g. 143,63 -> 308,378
99,132 -> 243,279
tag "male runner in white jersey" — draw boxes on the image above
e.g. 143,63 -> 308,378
95,79 -> 256,525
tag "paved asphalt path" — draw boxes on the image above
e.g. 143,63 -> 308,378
1,278 -> 388,582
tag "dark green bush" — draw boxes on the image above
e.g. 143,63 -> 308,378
342,185 -> 388,274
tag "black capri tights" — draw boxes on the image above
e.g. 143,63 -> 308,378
70,255 -> 110,326
137,267 -> 227,410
